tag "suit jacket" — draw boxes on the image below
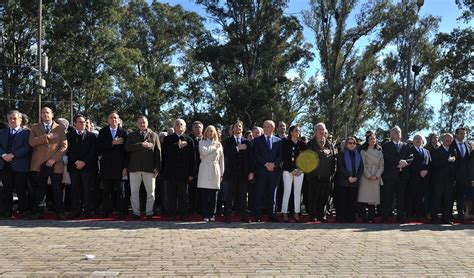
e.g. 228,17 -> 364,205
282,138 -> 306,172
450,140 -> 471,182
66,130 -> 98,173
253,134 -> 282,173
29,121 -> 68,173
0,127 -> 30,172
223,136 -> 253,179
125,129 -> 161,173
97,126 -> 128,179
430,146 -> 456,185
161,133 -> 195,181
381,141 -> 413,180
190,134 -> 203,176
409,145 -> 430,177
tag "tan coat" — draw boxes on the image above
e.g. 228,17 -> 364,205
197,139 -> 225,190
29,121 -> 68,173
358,148 -> 384,204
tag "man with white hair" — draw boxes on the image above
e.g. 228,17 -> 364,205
430,133 -> 457,224
253,120 -> 282,222
162,119 -> 196,221
406,134 -> 430,221
306,122 -> 337,222
381,126 -> 413,223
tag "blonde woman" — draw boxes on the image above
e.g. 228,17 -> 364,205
198,125 -> 225,222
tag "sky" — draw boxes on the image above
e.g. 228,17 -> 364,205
157,0 -> 472,136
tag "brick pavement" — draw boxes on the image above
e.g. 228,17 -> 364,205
0,220 -> 472,276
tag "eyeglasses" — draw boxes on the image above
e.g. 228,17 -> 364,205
347,142 -> 356,145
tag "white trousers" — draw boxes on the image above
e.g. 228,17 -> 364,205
281,170 -> 304,213
129,171 -> 156,216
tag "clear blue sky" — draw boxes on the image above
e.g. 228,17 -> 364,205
158,0 -> 471,135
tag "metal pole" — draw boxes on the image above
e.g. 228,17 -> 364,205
37,0 -> 42,121
70,87 -> 73,123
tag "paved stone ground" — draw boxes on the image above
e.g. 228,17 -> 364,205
0,220 -> 472,277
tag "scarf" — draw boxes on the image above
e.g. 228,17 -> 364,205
344,149 -> 361,176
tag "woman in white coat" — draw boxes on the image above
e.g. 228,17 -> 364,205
198,125 -> 225,222
358,131 -> 384,223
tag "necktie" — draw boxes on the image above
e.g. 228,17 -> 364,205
266,136 -> 271,150
111,129 -> 116,139
141,131 -> 145,140
395,143 -> 400,152
10,128 -> 15,136
459,143 -> 465,157
45,125 -> 50,134
236,137 -> 240,145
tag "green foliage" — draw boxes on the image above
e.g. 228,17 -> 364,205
193,0 -> 313,130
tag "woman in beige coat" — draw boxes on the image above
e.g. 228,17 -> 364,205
358,132 -> 384,222
198,125 -> 225,222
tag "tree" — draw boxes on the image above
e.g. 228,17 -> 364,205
194,0 -> 313,130
303,0 -> 426,140
111,0 -> 206,129
371,13 -> 441,138
435,27 -> 473,132
0,1 -> 40,121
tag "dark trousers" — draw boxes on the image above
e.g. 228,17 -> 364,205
381,175 -> 408,220
254,168 -> 281,218
34,172 -> 63,214
454,178 -> 467,218
0,165 -> 28,215
101,178 -> 129,215
200,188 -> 217,218
167,178 -> 188,218
188,177 -> 199,214
335,185 -> 358,222
70,170 -> 93,215
307,176 -> 331,220
406,175 -> 428,218
432,180 -> 454,221
358,203 -> 376,221
225,175 -> 248,217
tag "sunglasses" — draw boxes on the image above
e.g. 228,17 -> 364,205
347,141 -> 356,145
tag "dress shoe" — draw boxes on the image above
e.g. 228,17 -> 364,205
146,215 -> 153,221
282,213 -> 289,223
294,213 -> 300,223
269,215 -> 279,222
181,216 -> 189,222
225,215 -> 231,223
30,212 -> 43,219
132,214 -> 141,220
241,216 -> 250,223
255,217 -> 261,222
56,213 -> 65,220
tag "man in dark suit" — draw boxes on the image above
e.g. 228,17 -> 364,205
381,126 -> 413,223
253,120 -> 282,222
0,110 -> 30,218
431,133 -> 457,224
66,114 -> 97,218
162,118 -> 195,221
406,134 -> 430,220
97,111 -> 128,218
189,121 -> 203,215
223,120 -> 254,223
450,127 -> 471,221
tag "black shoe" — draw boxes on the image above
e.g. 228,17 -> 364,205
381,217 -> 388,223
132,214 -> 141,220
269,215 -> 279,222
30,212 -> 43,219
255,217 -> 261,222
146,215 -> 153,221
397,217 -> 406,224
181,216 -> 188,222
442,219 -> 453,225
56,213 -> 65,220
241,216 -> 250,223
84,213 -> 92,219
225,215 -> 231,223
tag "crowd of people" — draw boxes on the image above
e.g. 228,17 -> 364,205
0,107 -> 473,225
